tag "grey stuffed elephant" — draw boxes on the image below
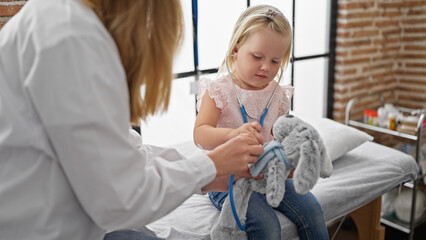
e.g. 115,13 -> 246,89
210,115 -> 333,239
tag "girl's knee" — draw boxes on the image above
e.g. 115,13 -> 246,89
304,194 -> 323,213
246,219 -> 281,240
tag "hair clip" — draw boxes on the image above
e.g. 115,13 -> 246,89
266,9 -> 277,17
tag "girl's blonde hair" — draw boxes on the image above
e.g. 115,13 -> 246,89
218,5 -> 292,80
82,0 -> 183,124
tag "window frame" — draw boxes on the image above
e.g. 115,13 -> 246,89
174,0 -> 338,118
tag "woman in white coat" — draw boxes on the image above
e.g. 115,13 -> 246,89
0,0 -> 264,239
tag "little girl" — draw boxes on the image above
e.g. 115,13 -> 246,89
194,5 -> 329,240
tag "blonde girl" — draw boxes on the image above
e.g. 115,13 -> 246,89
194,5 -> 329,240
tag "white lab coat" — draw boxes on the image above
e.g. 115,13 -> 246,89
0,0 -> 216,239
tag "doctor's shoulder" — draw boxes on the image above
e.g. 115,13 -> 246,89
8,0 -> 109,47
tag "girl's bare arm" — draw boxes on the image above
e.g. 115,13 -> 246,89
194,91 -> 263,150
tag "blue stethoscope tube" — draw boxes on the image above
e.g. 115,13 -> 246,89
225,54 -> 283,231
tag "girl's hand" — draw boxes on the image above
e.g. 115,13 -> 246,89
228,122 -> 264,145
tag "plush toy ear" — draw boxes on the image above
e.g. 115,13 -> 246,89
318,138 -> 333,178
265,159 -> 287,207
293,140 -> 321,195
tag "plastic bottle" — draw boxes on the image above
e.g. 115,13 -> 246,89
388,112 -> 397,130
377,107 -> 389,127
363,109 -> 373,124
368,111 -> 379,126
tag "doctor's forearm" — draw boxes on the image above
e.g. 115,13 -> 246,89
193,125 -> 236,150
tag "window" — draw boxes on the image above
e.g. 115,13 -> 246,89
141,0 -> 336,146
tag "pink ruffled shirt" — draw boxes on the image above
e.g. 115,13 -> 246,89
197,75 -> 294,142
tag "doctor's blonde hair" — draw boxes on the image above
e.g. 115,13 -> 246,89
82,0 -> 183,124
218,5 -> 292,79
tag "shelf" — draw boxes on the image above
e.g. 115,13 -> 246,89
381,215 -> 411,233
381,214 -> 426,234
346,94 -> 425,240
347,120 -> 419,141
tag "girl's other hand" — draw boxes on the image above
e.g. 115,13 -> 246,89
229,122 -> 263,145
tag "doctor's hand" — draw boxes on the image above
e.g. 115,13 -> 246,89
206,133 -> 263,178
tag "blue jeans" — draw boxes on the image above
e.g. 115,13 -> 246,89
209,179 -> 329,240
104,228 -> 164,240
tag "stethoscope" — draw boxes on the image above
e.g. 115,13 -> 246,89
225,53 -> 284,231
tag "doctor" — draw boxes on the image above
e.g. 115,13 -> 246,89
0,0 -> 264,239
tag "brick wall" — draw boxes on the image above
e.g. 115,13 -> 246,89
0,0 -> 25,30
333,0 -> 426,124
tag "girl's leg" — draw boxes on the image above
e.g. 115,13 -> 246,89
245,192 -> 281,240
209,191 -> 281,240
275,179 -> 329,240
